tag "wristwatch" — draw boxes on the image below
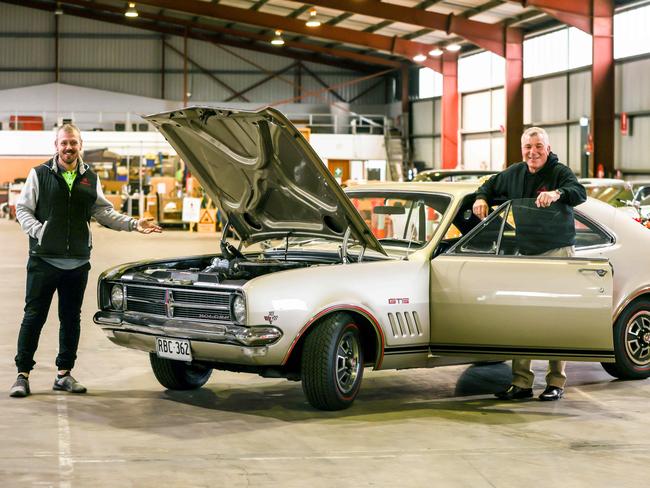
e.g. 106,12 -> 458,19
555,189 -> 563,200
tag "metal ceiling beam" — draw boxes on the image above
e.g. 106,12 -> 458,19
521,0 -> 593,33
4,0 -> 375,73
292,0 -> 507,55
129,0 -> 444,69
49,0 -> 400,70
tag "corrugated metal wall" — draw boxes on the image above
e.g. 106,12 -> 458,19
0,3 -> 387,106
411,55 -> 650,173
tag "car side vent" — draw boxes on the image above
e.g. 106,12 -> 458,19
388,313 -> 398,337
387,312 -> 422,338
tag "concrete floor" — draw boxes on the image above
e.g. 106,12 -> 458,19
1,218 -> 650,488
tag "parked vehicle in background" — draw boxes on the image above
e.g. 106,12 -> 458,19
94,107 -> 650,410
413,169 -> 496,182
579,178 -> 634,207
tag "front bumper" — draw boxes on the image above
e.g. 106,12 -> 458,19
94,311 -> 283,364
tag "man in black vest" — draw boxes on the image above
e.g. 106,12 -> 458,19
10,124 -> 162,398
472,127 -> 586,402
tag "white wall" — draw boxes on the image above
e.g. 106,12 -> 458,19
0,129 -> 386,163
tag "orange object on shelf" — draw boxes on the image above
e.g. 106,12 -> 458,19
9,116 -> 44,130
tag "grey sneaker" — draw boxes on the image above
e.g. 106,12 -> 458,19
10,375 -> 30,398
53,374 -> 87,393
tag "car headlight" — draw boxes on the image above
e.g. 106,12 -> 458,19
232,294 -> 246,324
110,284 -> 125,310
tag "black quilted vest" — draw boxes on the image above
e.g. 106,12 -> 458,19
29,160 -> 98,259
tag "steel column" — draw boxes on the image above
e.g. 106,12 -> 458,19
161,35 -> 165,99
505,28 -> 524,167
441,52 -> 458,169
183,29 -> 188,106
440,52 -> 459,169
591,0 -> 614,177
524,0 -> 616,176
54,14 -> 60,82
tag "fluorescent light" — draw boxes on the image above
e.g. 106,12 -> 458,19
446,43 -> 461,52
271,30 -> 285,46
413,54 -> 427,62
125,3 -> 138,18
306,8 -> 321,28
428,47 -> 443,57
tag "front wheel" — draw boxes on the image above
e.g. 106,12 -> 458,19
149,354 -> 213,390
601,299 -> 650,380
301,313 -> 364,411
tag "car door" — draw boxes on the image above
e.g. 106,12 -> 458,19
429,199 -> 614,361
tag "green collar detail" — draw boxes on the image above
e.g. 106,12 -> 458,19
61,170 -> 77,191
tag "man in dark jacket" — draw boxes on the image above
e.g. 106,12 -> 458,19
9,124 -> 162,398
473,126 -> 586,402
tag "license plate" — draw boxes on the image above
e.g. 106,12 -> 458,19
155,337 -> 192,361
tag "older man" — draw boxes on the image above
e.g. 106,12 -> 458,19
10,124 -> 162,398
472,127 -> 586,401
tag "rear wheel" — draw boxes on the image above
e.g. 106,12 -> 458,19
601,299 -> 650,380
149,353 -> 213,390
301,313 -> 364,411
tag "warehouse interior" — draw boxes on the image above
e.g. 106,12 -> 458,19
2,0 -> 650,486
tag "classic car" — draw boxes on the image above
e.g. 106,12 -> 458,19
413,169 -> 496,182
94,107 -> 650,410
579,178 -> 634,207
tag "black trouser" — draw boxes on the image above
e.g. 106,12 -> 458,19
15,257 -> 90,373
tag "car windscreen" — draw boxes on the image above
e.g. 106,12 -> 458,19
345,191 -> 453,249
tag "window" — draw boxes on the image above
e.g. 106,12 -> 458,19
574,213 -> 614,249
614,5 -> 650,59
524,29 -> 569,77
347,191 -> 452,248
418,68 -> 443,99
458,51 -> 505,93
449,199 -> 584,256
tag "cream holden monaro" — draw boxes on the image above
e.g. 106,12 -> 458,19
94,107 -> 650,410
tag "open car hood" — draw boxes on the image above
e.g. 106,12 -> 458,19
145,106 -> 385,255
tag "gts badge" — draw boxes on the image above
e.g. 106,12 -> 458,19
264,311 -> 278,325
388,298 -> 410,305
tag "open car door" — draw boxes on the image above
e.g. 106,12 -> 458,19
429,199 -> 614,362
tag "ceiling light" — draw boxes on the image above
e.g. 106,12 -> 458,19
306,8 -> 321,28
446,43 -> 461,52
413,54 -> 427,62
125,2 -> 138,18
428,47 -> 443,57
271,30 -> 285,46
54,3 -> 63,15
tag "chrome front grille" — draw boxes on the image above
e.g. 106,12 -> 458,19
125,284 -> 234,323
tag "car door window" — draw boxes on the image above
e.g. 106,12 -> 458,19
450,203 -> 510,255
574,213 -> 614,249
448,199 -> 578,257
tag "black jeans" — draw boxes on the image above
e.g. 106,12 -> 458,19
15,257 -> 90,373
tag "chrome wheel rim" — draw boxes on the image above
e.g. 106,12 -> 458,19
625,311 -> 650,366
336,330 -> 361,394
